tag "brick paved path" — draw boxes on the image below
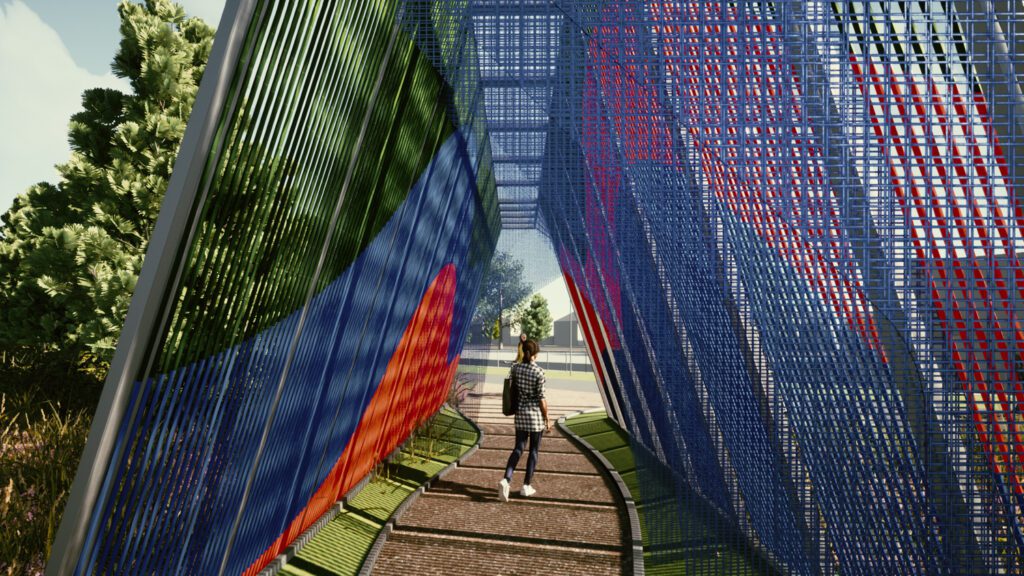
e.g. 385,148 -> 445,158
372,378 -> 630,575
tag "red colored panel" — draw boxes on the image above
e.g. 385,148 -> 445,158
242,265 -> 459,576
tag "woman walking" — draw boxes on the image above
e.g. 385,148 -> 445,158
515,331 -> 528,364
499,339 -> 550,501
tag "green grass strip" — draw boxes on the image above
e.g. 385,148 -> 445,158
279,407 -> 479,575
347,478 -> 417,524
566,410 -> 613,425
279,513 -> 381,576
564,412 -> 764,575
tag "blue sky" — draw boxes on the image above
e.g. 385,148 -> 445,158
0,0 -> 226,215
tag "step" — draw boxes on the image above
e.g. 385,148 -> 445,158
395,492 -> 626,549
428,467 -> 619,506
462,447 -> 600,475
372,530 -> 625,576
476,423 -> 569,437
480,434 -> 578,453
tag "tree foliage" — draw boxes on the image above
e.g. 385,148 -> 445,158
519,294 -> 553,342
0,1 -> 214,371
472,251 -> 532,340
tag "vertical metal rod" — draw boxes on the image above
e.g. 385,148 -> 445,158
45,2 -> 259,573
215,13 -> 404,576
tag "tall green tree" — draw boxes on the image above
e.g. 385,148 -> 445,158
472,251 -> 531,347
0,1 -> 215,371
518,294 -> 553,342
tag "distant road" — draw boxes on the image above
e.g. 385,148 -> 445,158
460,346 -> 593,373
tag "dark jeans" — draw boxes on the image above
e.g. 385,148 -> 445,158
504,429 -> 543,485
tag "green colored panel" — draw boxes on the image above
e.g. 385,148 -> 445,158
602,445 -> 636,474
405,437 -> 468,463
151,0 -> 456,369
566,418 -> 621,439
645,547 -> 760,576
394,459 -> 448,484
432,416 -> 478,435
566,411 -> 612,426
582,430 -> 632,452
279,406 -> 479,575
620,469 -> 642,502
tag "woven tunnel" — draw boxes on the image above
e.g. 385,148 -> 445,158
51,1 -> 1024,574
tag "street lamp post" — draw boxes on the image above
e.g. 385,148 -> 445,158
569,311 -> 574,375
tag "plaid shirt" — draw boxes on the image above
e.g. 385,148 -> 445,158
511,362 -> 547,432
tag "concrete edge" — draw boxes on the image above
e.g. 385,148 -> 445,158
357,403 -> 483,576
357,523 -> 393,576
558,411 -> 645,576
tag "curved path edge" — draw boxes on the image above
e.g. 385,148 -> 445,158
558,409 -> 645,576
356,404 -> 483,576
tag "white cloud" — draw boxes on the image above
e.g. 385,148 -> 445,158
177,0 -> 227,27
0,0 -> 129,214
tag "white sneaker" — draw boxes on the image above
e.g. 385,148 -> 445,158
499,478 -> 510,502
521,484 -> 536,498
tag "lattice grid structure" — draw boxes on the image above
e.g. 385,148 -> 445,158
50,0 -> 1024,574
50,1 -> 497,574
508,0 -> 1022,573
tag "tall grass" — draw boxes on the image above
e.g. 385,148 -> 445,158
0,369 -> 473,572
0,389 -> 93,575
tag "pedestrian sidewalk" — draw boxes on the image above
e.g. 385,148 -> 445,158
371,386 -> 629,575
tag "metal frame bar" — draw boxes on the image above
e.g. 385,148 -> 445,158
46,2 -> 261,573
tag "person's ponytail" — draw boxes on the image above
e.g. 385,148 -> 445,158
521,340 -> 539,362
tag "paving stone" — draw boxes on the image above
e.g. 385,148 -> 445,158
481,434 -> 578,453
464,447 -> 599,475
478,423 -> 568,438
374,395 -> 628,575
373,531 -> 625,576
396,493 -> 625,548
471,405 -> 595,418
429,467 -> 618,506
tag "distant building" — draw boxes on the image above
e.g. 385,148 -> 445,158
551,311 -> 584,348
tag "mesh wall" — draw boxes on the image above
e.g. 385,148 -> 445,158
452,0 -> 1024,574
56,0 -> 1024,574
58,1 -> 497,574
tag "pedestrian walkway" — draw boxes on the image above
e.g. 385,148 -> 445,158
371,377 -> 630,575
